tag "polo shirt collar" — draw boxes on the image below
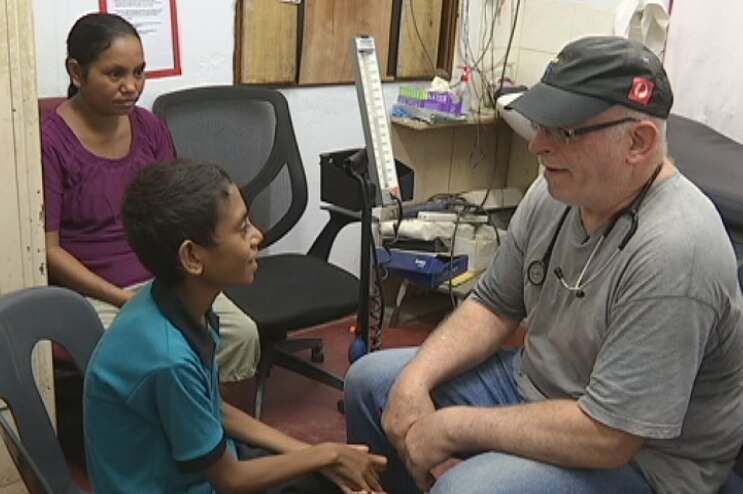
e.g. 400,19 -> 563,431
150,279 -> 220,369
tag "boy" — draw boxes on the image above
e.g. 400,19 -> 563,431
84,159 -> 386,493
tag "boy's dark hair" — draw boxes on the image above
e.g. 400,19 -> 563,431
122,159 -> 235,286
66,12 -> 140,98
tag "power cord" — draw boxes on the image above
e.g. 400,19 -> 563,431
349,169 -> 386,352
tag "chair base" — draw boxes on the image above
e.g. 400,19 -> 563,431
253,338 -> 344,419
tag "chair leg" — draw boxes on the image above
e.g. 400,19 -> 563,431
277,337 -> 324,362
389,279 -> 409,327
253,370 -> 267,420
253,344 -> 275,419
274,348 -> 344,390
252,338 -> 344,418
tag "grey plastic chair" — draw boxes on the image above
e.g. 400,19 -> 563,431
0,286 -> 104,494
0,414 -> 54,494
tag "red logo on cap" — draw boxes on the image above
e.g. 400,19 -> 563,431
628,77 -> 654,105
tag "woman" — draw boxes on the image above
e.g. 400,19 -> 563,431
42,12 -> 260,410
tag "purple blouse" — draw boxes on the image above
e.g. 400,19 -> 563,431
42,106 -> 177,288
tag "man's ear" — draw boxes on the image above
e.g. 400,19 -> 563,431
66,58 -> 85,91
627,120 -> 659,164
178,240 -> 204,276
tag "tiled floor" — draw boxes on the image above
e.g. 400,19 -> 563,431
256,317 -> 434,444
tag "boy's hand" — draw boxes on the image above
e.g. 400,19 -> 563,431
318,443 -> 387,493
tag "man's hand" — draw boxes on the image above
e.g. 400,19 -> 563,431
404,409 -> 457,490
381,375 -> 435,459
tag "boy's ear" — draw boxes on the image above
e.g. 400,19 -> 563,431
178,240 -> 204,276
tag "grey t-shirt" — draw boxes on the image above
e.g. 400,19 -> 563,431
472,172 -> 743,494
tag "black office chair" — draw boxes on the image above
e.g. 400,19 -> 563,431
153,85 -> 359,418
0,286 -> 103,493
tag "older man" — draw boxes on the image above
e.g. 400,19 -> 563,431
345,36 -> 743,494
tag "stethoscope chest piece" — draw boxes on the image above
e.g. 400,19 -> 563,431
527,260 -> 548,286
526,163 -> 662,296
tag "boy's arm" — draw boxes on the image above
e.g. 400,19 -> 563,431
203,444 -> 339,494
222,402 -> 307,453
217,403 -> 386,493
211,404 -> 385,493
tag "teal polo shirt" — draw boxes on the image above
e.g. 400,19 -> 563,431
84,280 -> 236,493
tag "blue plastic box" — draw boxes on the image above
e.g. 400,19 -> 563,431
377,248 -> 468,288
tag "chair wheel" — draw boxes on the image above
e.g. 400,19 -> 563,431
311,346 -> 324,363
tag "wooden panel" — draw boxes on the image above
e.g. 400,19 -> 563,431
437,0 -> 459,74
391,118 -> 525,203
0,0 -> 52,490
392,124 -> 454,202
506,134 -> 541,190
397,0 -> 443,78
237,0 -> 298,84
449,121 -> 511,194
299,0 -> 393,85
0,0 -> 46,293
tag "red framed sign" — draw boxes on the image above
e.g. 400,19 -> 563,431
99,0 -> 182,78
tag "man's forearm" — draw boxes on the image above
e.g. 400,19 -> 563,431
442,400 -> 644,469
403,299 -> 520,389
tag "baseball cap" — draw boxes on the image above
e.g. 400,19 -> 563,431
506,36 -> 673,128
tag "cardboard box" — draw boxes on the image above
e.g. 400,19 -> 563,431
397,86 -> 465,115
453,235 -> 500,272
377,248 -> 468,288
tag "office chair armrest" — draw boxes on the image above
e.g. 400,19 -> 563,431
307,205 -> 359,260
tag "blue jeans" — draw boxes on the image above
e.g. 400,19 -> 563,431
344,347 -> 654,494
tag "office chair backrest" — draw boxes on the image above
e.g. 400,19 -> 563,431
153,85 -> 308,248
0,286 -> 104,493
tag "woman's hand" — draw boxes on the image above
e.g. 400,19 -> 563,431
116,287 -> 136,307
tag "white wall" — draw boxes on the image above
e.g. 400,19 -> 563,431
456,0 -> 670,97
36,1 -> 236,106
34,0 -> 406,275
664,0 -> 743,143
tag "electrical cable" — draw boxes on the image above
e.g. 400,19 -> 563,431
350,169 -> 386,352
392,195 -> 404,243
446,210 -> 462,307
494,0 -> 521,100
476,0 -> 521,224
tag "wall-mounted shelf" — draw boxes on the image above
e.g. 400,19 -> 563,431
391,109 -> 497,130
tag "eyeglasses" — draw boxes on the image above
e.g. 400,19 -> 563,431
531,117 -> 639,144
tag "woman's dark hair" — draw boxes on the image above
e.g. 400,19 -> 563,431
122,160 -> 236,286
65,12 -> 140,98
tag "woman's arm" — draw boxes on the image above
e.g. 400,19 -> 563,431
46,231 -> 133,307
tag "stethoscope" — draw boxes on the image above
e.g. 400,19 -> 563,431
527,164 -> 663,298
